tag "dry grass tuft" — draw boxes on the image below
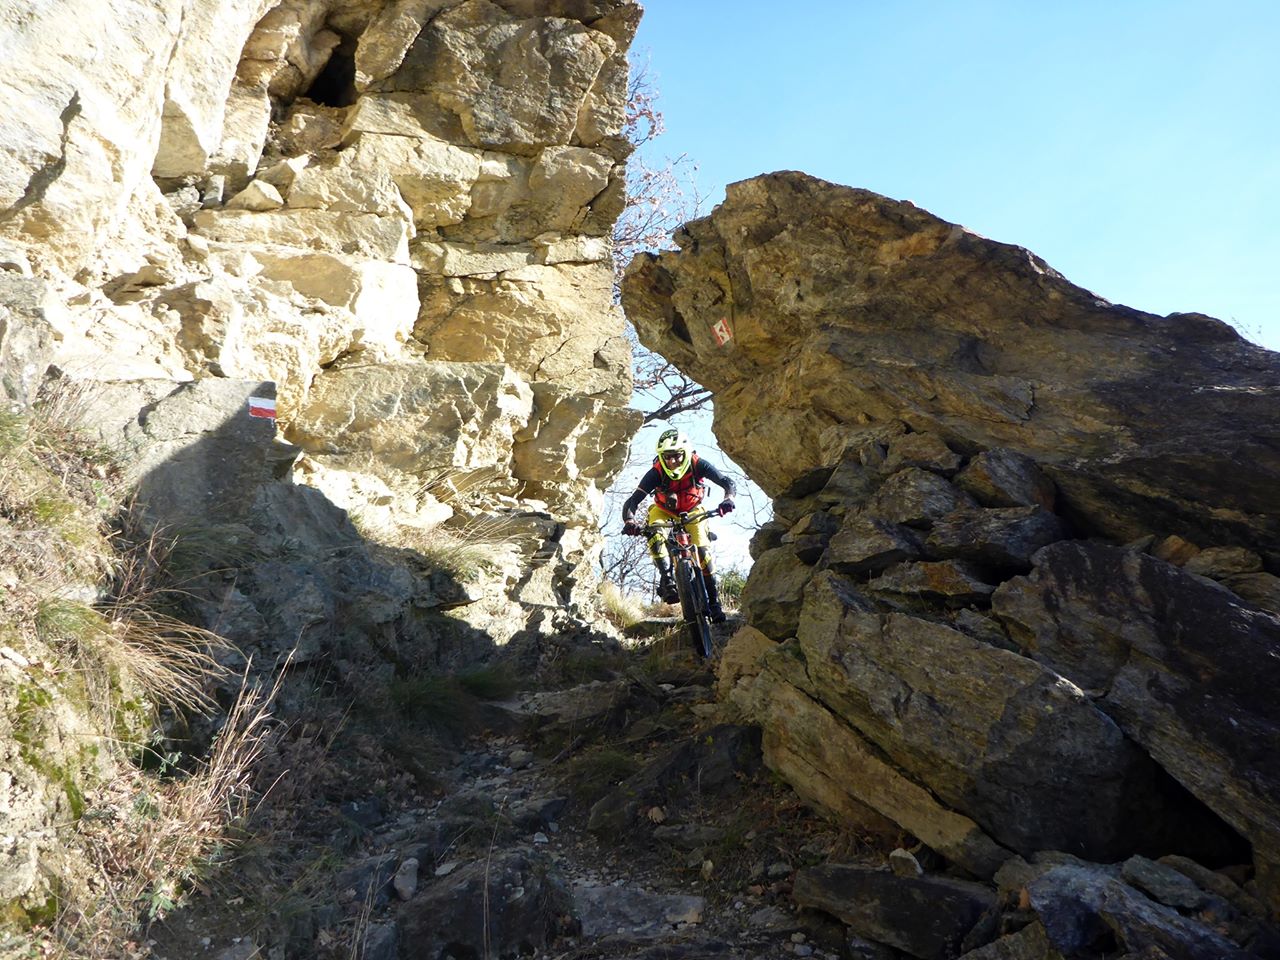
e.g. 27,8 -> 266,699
0,385 -> 256,955
354,511 -> 515,584
64,667 -> 282,955
598,580 -> 647,630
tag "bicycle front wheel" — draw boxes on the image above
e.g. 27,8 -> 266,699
675,559 -> 713,660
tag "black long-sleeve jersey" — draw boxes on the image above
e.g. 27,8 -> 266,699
621,457 -> 736,522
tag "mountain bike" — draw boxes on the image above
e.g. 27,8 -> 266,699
644,507 -> 725,660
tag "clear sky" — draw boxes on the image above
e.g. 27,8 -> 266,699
630,0 -> 1280,350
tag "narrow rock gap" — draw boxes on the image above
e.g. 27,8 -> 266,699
305,35 -> 357,108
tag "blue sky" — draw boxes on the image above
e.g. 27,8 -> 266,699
630,0 -> 1280,349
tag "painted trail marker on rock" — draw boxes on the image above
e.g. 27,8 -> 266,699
248,396 -> 277,419
711,317 -> 734,346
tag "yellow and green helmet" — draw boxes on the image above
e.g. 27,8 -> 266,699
656,429 -> 693,480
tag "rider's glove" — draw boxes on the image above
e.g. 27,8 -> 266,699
622,519 -> 642,536
718,498 -> 736,515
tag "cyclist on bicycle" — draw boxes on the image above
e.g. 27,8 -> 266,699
620,428 -> 737,622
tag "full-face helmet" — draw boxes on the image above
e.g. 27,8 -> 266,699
655,429 -> 693,480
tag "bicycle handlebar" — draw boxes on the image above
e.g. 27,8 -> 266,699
641,507 -> 723,533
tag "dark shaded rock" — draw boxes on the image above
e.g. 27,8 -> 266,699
957,922 -> 1063,959
1158,854 -> 1269,920
338,795 -> 385,829
509,795 -> 568,832
884,432 -> 963,476
723,634 -> 1010,878
587,725 -> 761,834
749,519 -> 787,560
1121,855 -> 1213,911
1183,545 -> 1263,579
956,449 -> 1057,511
864,468 -> 976,528
652,823 -> 727,849
740,547 -> 815,640
992,541 -> 1279,878
336,853 -> 397,912
797,572 -> 1176,860
1225,570 -> 1280,614
521,679 -> 658,741
573,884 -> 703,939
867,559 -> 996,608
397,850 -> 572,960
951,608 -> 1017,651
82,377 -> 294,528
818,457 -> 882,507
793,863 -> 996,960
773,465 -> 839,525
1028,863 -> 1254,959
923,507 -> 1066,571
826,515 -> 921,576
357,923 -> 397,960
784,511 -> 841,564
845,933 -> 901,960
593,939 -> 742,959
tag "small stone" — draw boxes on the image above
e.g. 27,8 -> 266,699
200,174 -> 226,207
434,861 -> 459,877
794,946 -> 814,957
508,748 -> 533,769
791,932 -> 808,943
888,848 -> 923,877
767,861 -> 792,879
226,180 -> 285,211
533,832 -> 550,844
1152,534 -> 1200,565
393,857 -> 419,901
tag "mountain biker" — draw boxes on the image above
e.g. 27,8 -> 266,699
620,429 -> 737,623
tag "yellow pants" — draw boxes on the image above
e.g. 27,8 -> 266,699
646,503 -> 713,573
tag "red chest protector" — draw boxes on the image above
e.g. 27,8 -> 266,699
653,454 -> 706,514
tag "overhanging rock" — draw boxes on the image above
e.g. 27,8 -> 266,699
627,172 -> 1280,909
622,171 -> 1280,566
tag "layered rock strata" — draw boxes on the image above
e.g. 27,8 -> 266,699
0,0 -> 643,643
624,172 -> 1280,916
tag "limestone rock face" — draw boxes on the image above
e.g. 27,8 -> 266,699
1,0 -> 642,662
628,172 -> 1280,909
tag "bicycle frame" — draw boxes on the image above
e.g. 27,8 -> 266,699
643,508 -> 720,660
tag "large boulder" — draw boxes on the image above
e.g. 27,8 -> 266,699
993,541 -> 1280,888
624,172 -> 1280,909
793,864 -> 997,960
622,171 -> 1280,566
794,572 -> 1174,861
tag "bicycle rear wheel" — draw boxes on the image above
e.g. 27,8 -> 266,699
675,559 -> 714,660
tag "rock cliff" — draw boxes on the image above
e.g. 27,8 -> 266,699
624,171 -> 1280,918
0,0 -> 643,932
1,0 -> 642,647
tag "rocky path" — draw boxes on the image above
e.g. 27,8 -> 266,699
146,621 -> 868,960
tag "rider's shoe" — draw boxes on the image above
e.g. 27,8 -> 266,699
657,563 -> 679,604
708,602 -> 727,624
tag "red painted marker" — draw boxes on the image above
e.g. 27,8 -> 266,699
248,396 -> 277,419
